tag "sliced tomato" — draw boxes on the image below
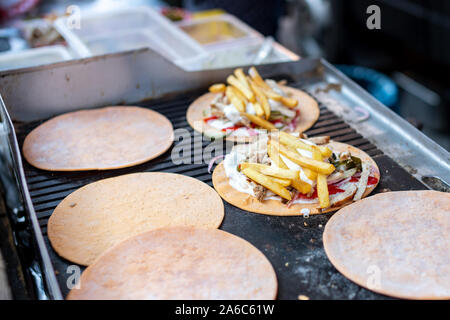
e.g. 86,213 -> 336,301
349,176 -> 378,185
296,183 -> 345,200
203,116 -> 218,123
221,125 -> 243,132
270,119 -> 283,125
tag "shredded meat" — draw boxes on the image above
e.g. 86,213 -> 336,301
237,117 -> 251,127
308,136 -> 330,145
339,151 -> 351,161
211,109 -> 225,117
253,185 -> 267,202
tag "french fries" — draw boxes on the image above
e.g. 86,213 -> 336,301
258,85 -> 283,101
271,177 -> 291,187
240,163 -> 299,180
279,132 -> 332,158
268,139 -> 312,194
240,112 -> 276,130
291,178 -> 312,194
267,140 -> 288,169
248,67 -> 271,90
209,83 -> 226,93
280,96 -> 298,108
279,131 -> 314,151
302,167 -> 317,181
317,173 -> 329,208
319,145 -> 333,158
252,101 -> 265,118
270,139 -> 317,181
248,78 -> 270,119
241,168 -> 291,200
306,146 -> 323,182
234,68 -> 251,91
226,86 -> 245,112
227,75 -> 255,102
278,143 -> 335,175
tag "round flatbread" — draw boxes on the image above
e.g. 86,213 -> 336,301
187,86 -> 320,142
48,172 -> 224,266
67,227 -> 277,300
212,141 -> 379,216
323,191 -> 450,300
23,106 -> 174,171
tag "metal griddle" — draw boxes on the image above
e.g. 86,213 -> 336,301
0,51 -> 448,299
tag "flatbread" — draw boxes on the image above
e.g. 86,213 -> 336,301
67,227 -> 277,300
23,106 -> 174,171
187,86 -> 320,142
48,172 -> 224,266
212,141 -> 380,215
323,191 -> 450,300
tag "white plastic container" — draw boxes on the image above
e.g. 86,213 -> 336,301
174,14 -> 298,70
177,37 -> 299,71
0,45 -> 72,71
54,6 -> 206,62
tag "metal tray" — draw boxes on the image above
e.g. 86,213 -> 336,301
0,50 -> 448,299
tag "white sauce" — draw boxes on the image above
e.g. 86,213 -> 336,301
230,127 -> 250,137
268,99 -> 296,118
208,119 -> 234,130
265,79 -> 287,97
300,138 -> 315,146
246,102 -> 256,115
223,104 -> 241,123
296,149 -> 313,158
279,154 -> 314,186
293,198 -> 318,204
268,99 -> 282,109
223,150 -> 255,196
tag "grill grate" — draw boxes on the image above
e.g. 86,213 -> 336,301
13,81 -> 427,299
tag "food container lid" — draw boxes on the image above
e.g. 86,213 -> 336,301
176,37 -> 299,71
0,45 -> 72,71
54,6 -> 206,61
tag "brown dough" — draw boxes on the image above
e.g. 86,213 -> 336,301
23,106 -> 174,171
48,172 -> 224,266
67,227 -> 278,300
323,190 -> 450,299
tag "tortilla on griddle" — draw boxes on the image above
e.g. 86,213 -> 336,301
323,190 -> 450,300
48,172 -> 224,266
23,106 -> 174,171
187,86 -> 320,143
212,141 -> 380,215
67,227 -> 277,300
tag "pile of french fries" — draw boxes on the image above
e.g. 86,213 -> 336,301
208,67 -> 299,131
239,132 -> 335,209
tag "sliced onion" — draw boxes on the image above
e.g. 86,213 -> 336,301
288,110 -> 300,131
354,107 -> 370,122
370,164 -> 379,176
287,191 -> 299,208
328,168 -> 357,184
247,128 -> 258,137
335,177 -> 351,187
207,155 -> 225,173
